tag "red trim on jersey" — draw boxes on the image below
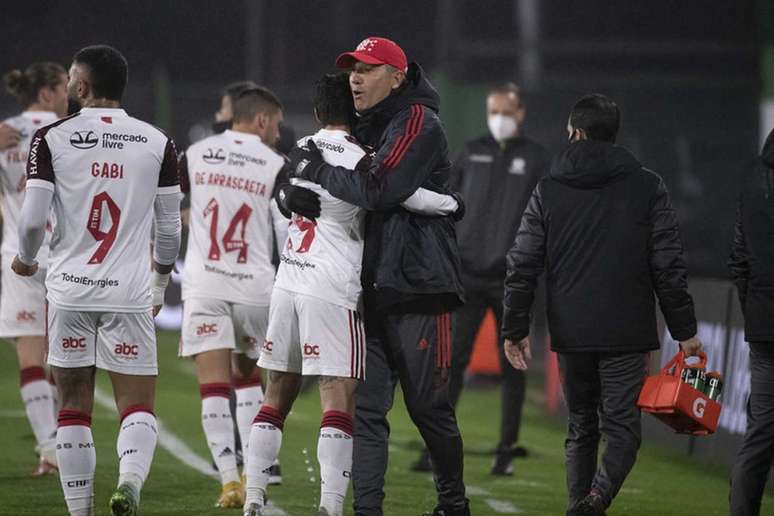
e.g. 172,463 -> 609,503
383,104 -> 425,169
58,409 -> 91,427
234,371 -> 262,389
19,366 -> 46,387
321,410 -> 354,435
253,404 -> 285,430
199,382 -> 232,399
120,404 -> 155,423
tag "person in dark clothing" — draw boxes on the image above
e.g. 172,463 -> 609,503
728,127 -> 774,516
501,94 -> 701,516
288,37 -> 469,516
412,82 -> 550,476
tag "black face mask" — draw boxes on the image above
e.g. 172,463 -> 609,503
212,120 -> 231,134
67,98 -> 82,116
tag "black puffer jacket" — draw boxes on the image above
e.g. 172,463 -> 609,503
501,140 -> 696,353
313,63 -> 464,313
728,129 -> 774,342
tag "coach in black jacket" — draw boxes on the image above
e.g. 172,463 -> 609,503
501,94 -> 700,516
728,128 -> 774,516
290,37 -> 468,516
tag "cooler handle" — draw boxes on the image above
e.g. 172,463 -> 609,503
661,350 -> 707,378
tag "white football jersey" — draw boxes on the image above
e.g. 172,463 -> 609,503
0,111 -> 58,265
181,130 -> 284,306
274,129 -> 367,310
26,107 -> 180,312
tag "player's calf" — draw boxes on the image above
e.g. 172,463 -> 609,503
317,376 -> 357,516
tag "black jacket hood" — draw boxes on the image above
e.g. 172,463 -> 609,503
761,127 -> 774,167
354,62 -> 439,146
550,140 -> 642,189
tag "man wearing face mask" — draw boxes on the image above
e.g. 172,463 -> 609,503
412,83 -> 549,476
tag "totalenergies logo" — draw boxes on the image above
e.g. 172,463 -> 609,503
356,38 -> 378,52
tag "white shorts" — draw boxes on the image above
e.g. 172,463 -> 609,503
258,287 -> 365,379
180,298 -> 268,360
47,303 -> 157,375
0,256 -> 47,339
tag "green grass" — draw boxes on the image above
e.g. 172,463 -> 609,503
1,330 -> 771,515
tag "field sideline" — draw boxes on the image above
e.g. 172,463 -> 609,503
0,330 -> 771,515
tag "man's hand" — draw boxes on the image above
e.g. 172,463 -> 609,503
504,337 -> 532,370
679,336 -> 703,357
0,123 -> 21,150
287,139 -> 325,182
278,184 -> 321,220
11,255 -> 38,277
153,304 -> 163,317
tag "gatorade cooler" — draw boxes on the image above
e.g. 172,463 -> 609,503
637,351 -> 721,435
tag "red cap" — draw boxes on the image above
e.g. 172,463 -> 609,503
336,37 -> 408,72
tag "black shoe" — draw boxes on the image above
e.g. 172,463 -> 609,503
411,449 -> 433,472
576,492 -> 607,516
511,445 -> 529,458
490,451 -> 514,476
422,500 -> 471,516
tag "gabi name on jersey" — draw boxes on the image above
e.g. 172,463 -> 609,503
192,171 -> 268,197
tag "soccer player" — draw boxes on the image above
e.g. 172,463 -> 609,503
179,85 -> 288,509
13,45 -> 181,516
244,72 -> 460,516
288,38 -> 469,516
1,61 -> 68,476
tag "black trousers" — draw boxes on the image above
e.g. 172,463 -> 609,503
558,352 -> 648,515
730,342 -> 774,516
352,310 -> 467,516
449,288 -> 526,450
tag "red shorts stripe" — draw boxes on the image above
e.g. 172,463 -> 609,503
348,311 -> 356,379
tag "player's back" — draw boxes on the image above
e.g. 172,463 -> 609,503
275,128 -> 366,310
0,111 -> 58,265
27,107 -> 179,312
181,130 -> 284,306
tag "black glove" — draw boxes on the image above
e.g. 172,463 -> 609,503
277,184 -> 321,220
288,139 -> 325,182
451,192 -> 465,221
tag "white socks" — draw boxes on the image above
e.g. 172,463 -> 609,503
117,407 -> 158,494
56,410 -> 96,516
20,367 -> 57,458
318,411 -> 354,516
245,405 -> 285,506
235,375 -> 264,465
200,383 -> 239,485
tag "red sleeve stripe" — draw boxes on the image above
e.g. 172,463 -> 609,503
383,104 -> 425,170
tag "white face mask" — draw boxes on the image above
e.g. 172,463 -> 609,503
487,114 -> 518,143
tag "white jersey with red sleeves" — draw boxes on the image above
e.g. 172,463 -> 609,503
0,111 -> 58,266
181,130 -> 284,306
273,129 -> 367,310
26,107 -> 180,312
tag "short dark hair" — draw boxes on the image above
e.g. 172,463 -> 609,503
73,45 -> 128,101
222,81 -> 258,102
313,72 -> 354,127
232,85 -> 283,123
3,62 -> 66,108
569,94 -> 620,143
489,82 -> 521,99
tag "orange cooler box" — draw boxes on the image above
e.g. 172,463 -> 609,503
637,351 -> 721,436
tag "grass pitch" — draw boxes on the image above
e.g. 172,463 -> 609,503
0,330 -> 770,515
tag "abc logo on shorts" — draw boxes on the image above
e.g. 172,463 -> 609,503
61,337 -> 86,349
303,343 -> 320,358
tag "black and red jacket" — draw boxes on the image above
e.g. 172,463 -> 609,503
312,63 -> 464,313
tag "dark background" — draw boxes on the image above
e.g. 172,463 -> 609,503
1,0 -> 763,277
